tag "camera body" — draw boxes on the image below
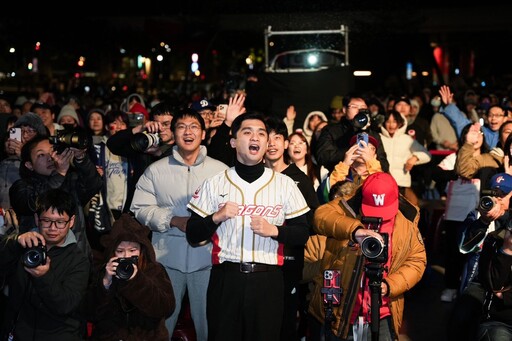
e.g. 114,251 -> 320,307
22,244 -> 47,268
479,189 -> 505,212
361,233 -> 389,264
130,132 -> 160,152
49,127 -> 88,153
115,256 -> 139,280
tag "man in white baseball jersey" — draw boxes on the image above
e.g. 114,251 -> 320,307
186,112 -> 310,341
130,109 -> 228,340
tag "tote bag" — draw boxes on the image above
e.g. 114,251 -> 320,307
444,177 -> 480,221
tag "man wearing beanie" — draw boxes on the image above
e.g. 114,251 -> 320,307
305,172 -> 426,340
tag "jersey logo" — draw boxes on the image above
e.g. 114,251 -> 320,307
192,187 -> 201,199
237,204 -> 283,218
220,193 -> 228,198
372,194 -> 385,206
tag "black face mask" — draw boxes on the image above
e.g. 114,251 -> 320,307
352,109 -> 370,129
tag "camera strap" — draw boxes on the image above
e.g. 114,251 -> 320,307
353,316 -> 369,341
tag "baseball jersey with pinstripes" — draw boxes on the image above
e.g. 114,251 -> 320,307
187,167 -> 310,265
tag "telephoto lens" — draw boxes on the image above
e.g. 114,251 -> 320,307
352,109 -> 370,129
360,233 -> 388,263
22,244 -> 47,268
130,132 -> 160,152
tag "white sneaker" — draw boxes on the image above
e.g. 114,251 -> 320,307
440,288 -> 457,302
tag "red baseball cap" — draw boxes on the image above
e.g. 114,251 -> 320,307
361,172 -> 399,221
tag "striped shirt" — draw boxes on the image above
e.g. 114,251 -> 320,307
187,167 -> 309,265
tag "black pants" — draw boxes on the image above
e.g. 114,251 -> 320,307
207,263 -> 284,341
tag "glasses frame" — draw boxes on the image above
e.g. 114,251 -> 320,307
38,218 -> 71,229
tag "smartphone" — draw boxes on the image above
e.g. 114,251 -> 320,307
322,269 -> 342,306
217,104 -> 228,120
479,117 -> 484,126
9,127 -> 22,142
356,132 -> 369,147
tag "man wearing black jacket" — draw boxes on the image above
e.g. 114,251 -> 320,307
314,95 -> 389,173
264,116 -> 320,341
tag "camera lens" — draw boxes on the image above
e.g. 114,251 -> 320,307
22,246 -> 47,268
479,196 -> 495,212
130,132 -> 160,152
361,236 -> 384,259
352,110 -> 370,129
115,256 -> 138,280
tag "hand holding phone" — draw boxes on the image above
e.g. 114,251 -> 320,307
9,128 -> 22,142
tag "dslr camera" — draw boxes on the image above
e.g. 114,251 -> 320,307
130,132 -> 160,152
49,126 -> 89,154
22,243 -> 47,268
360,216 -> 388,264
479,189 -> 505,212
115,256 -> 139,280
352,109 -> 370,129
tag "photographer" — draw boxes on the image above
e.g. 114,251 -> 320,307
0,188 -> 90,341
84,213 -> 175,341
449,172 -> 512,340
304,172 -> 426,340
9,135 -> 102,259
106,103 -> 175,213
314,95 -> 389,174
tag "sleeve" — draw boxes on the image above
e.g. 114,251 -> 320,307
207,123 -> 235,167
479,234 -> 512,293
73,156 -> 104,205
455,143 -> 501,179
329,162 -> 350,188
130,167 -> 173,233
186,211 -> 219,245
441,103 -> 470,138
410,139 -> 432,165
313,200 -> 363,240
33,250 -> 91,315
119,263 -> 175,319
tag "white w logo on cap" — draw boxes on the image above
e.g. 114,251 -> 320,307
373,194 -> 385,206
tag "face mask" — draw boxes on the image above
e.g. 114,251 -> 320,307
431,98 -> 441,107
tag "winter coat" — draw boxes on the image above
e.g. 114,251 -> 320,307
9,156 -> 102,259
130,145 -> 228,272
304,187 -> 426,338
315,118 -> 389,173
84,213 -> 175,341
0,231 -> 90,341
379,122 -> 431,188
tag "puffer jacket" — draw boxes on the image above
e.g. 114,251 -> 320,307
304,187 -> 426,339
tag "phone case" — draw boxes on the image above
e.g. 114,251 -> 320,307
9,128 -> 22,142
323,269 -> 342,305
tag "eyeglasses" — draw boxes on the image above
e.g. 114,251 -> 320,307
175,124 -> 201,132
347,104 -> 366,110
289,141 -> 306,146
488,113 -> 505,119
21,127 -> 37,135
39,218 -> 70,229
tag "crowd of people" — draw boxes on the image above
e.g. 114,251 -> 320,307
1,79 -> 512,341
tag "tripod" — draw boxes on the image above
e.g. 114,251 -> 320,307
365,262 -> 386,341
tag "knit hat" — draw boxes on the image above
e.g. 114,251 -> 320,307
330,95 -> 343,110
57,104 -> 80,124
14,112 -> 47,136
361,172 -> 399,221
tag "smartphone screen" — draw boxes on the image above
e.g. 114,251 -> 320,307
9,127 -> 22,142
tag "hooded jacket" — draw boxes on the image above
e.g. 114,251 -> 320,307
84,213 -> 175,341
304,187 -> 426,339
